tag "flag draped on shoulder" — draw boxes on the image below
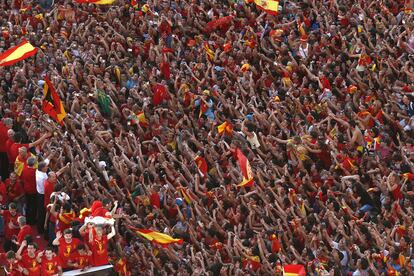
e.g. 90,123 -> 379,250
42,76 -> 66,125
0,40 -> 38,66
75,0 -> 115,4
253,0 -> 279,15
129,227 -> 183,247
235,148 -> 254,187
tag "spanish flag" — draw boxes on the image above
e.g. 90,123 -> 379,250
253,0 -> 279,15
75,0 -> 115,4
203,42 -> 215,61
217,121 -> 233,136
42,76 -> 67,125
0,40 -> 38,67
79,207 -> 91,221
130,227 -> 183,247
283,264 -> 306,276
235,148 -> 254,187
115,258 -> 130,276
59,211 -> 76,226
15,153 -> 36,176
402,173 -> 414,181
194,155 -> 208,177
179,187 -> 192,204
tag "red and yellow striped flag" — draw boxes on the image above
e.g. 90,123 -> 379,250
217,121 -> 233,136
194,155 -> 208,177
0,40 -> 38,67
235,148 -> 254,187
179,187 -> 192,204
203,42 -> 215,61
42,76 -> 67,125
130,227 -> 183,247
283,264 -> 306,276
75,0 -> 115,4
253,0 -> 279,15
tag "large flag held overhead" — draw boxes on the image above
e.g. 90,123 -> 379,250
205,16 -> 233,33
0,40 -> 38,66
130,227 -> 183,247
253,0 -> 279,15
235,148 -> 254,187
283,264 -> 306,276
42,76 -> 67,125
75,0 -> 115,4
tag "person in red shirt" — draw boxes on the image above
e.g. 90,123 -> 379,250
0,118 -> 13,181
0,203 -> 20,252
16,240 -> 41,276
19,157 -> 37,226
15,216 -> 33,247
4,250 -> 23,276
52,228 -> 81,271
0,180 -> 8,207
4,172 -> 24,203
71,244 -> 93,271
40,247 -> 62,276
14,147 -> 30,177
7,132 -> 50,169
89,224 -> 116,267
53,202 -> 76,232
45,195 -> 59,247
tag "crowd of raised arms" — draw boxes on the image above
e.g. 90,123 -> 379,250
0,0 -> 414,275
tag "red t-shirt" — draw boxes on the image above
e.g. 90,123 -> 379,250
58,238 -> 80,268
0,181 -> 7,204
8,143 -> 29,166
3,210 -> 20,239
41,256 -> 60,276
20,166 -> 37,194
73,252 -> 92,269
5,259 -> 22,276
5,179 -> 24,201
0,122 -> 9,152
5,139 -> 13,162
20,252 -> 40,276
44,180 -> 55,207
17,225 -> 33,244
91,207 -> 109,218
91,235 -> 109,266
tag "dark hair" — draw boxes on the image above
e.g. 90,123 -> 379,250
13,132 -> 23,143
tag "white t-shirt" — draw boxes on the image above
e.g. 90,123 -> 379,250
332,241 -> 349,267
35,170 -> 48,194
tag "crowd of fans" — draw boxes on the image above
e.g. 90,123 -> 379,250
0,0 -> 414,275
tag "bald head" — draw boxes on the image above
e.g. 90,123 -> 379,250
7,129 -> 14,138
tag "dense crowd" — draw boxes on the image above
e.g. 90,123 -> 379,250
0,0 -> 414,275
